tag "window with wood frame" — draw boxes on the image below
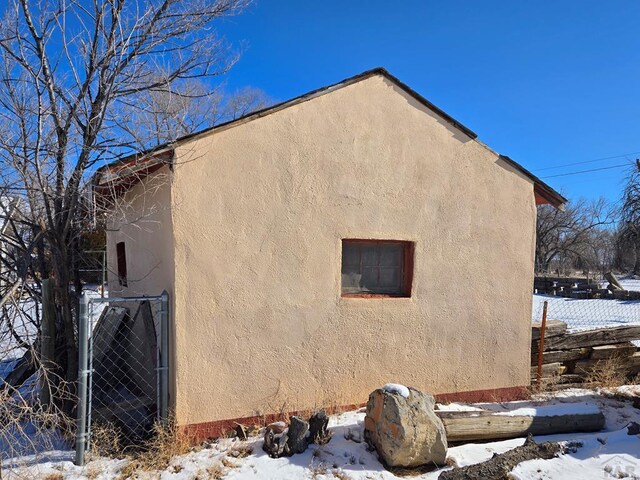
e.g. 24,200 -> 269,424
116,241 -> 128,287
341,240 -> 414,297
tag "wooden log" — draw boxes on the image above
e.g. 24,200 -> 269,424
547,374 -> 585,385
438,436 -> 567,480
590,343 -> 637,360
530,363 -> 566,378
530,375 -> 585,389
531,320 -> 567,341
605,272 -> 624,291
540,326 -> 640,351
436,408 -> 605,443
552,383 -> 590,390
530,348 -> 590,366
628,352 -> 640,375
574,357 -> 630,375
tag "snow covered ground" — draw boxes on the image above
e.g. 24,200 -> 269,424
0,285 -> 107,362
532,276 -> 640,332
4,387 -> 640,480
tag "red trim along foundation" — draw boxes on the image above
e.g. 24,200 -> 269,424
180,385 -> 530,442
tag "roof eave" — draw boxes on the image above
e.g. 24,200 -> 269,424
499,155 -> 567,210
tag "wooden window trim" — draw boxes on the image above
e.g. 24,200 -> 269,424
341,239 -> 414,298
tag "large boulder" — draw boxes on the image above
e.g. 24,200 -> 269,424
364,385 -> 447,468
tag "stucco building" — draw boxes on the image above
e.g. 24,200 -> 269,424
94,68 -> 565,437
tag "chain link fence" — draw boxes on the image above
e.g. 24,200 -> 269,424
75,292 -> 169,465
532,293 -> 640,332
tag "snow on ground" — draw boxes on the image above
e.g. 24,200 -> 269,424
532,275 -> 640,332
4,387 -> 640,480
618,277 -> 640,292
532,293 -> 640,332
0,285 -> 107,362
532,275 -> 640,350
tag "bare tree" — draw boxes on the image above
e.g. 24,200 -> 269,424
117,81 -> 272,149
535,198 -> 613,274
0,0 -> 254,415
617,163 -> 640,275
224,86 -> 271,120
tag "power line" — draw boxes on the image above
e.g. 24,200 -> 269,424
533,151 -> 640,172
542,163 -> 633,179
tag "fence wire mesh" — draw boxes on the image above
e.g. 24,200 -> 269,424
76,293 -> 169,464
533,276 -> 640,332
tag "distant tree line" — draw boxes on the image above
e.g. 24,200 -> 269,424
536,162 -> 640,277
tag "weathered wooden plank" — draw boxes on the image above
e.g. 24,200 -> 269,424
590,343 -> 637,360
437,409 -> 605,443
550,374 -> 585,385
126,301 -> 158,404
628,352 -> 640,375
530,348 -> 591,366
531,320 -> 567,341
541,326 -> 640,351
530,363 -> 566,378
574,357 -> 630,375
552,383 -> 590,390
605,272 -> 624,291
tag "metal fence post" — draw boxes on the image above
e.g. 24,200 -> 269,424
159,290 -> 169,425
75,293 -> 89,466
536,300 -> 549,390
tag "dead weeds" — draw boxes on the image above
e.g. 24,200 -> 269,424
585,356 -> 630,389
114,417 -> 197,479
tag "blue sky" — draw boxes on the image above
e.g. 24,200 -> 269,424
217,0 -> 640,203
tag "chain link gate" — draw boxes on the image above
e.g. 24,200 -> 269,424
75,291 -> 169,465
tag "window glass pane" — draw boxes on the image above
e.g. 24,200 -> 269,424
360,266 -> 378,291
379,244 -> 402,267
341,272 -> 362,291
341,239 -> 412,296
342,243 -> 360,267
379,267 -> 400,289
361,245 -> 379,266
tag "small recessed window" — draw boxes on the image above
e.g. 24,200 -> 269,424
341,240 -> 414,297
116,241 -> 128,287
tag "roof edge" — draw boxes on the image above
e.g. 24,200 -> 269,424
498,155 -> 567,209
95,67 -> 478,177
93,68 -> 567,211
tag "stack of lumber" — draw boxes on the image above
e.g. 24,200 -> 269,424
533,272 -> 640,299
531,320 -> 640,388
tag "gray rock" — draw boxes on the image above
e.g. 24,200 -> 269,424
308,411 -> 332,445
286,416 -> 309,455
364,386 -> 447,468
263,426 -> 287,458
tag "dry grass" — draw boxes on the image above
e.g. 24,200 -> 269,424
227,443 -> 253,458
532,376 -> 563,394
205,463 -> 225,479
332,469 -> 352,480
584,356 -> 629,389
310,464 -> 328,478
220,456 -> 239,469
42,474 -> 64,480
115,417 -> 197,479
89,422 -> 123,458
85,464 -> 102,480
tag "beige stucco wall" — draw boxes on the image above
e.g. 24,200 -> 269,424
164,74 -> 537,426
105,166 -> 175,300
